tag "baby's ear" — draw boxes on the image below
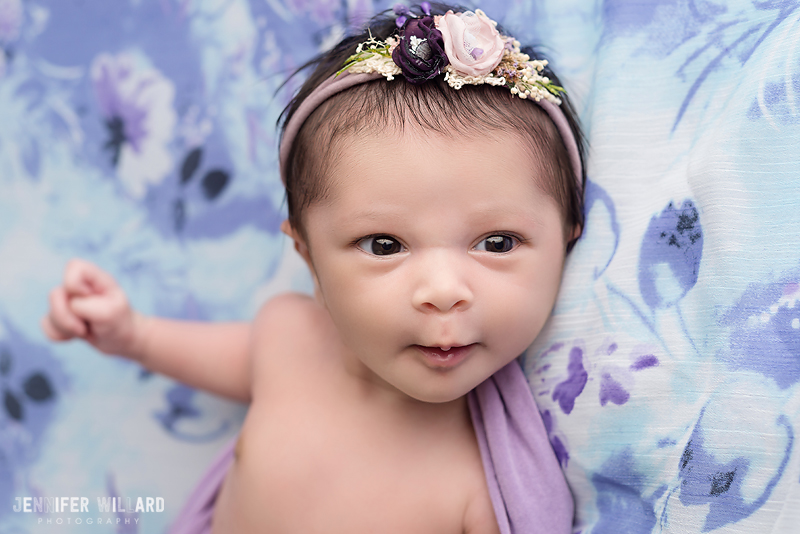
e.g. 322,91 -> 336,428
566,223 -> 583,253
569,224 -> 582,243
280,220 -> 312,266
280,220 -> 325,304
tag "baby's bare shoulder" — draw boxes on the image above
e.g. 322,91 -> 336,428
251,292 -> 332,341
249,292 -> 339,395
255,291 -> 315,316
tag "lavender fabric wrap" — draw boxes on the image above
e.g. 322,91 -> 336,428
167,360 -> 573,534
167,437 -> 235,534
469,359 -> 574,534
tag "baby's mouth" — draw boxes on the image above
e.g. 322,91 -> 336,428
413,344 -> 477,368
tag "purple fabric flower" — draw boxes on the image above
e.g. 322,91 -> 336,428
391,16 -> 448,84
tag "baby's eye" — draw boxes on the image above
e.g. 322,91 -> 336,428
475,235 -> 518,253
357,235 -> 405,256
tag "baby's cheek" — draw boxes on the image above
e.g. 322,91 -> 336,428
326,291 -> 394,346
488,294 -> 551,352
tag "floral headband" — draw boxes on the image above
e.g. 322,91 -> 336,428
280,3 -> 582,189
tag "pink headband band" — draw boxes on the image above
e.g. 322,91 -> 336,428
279,71 -> 583,190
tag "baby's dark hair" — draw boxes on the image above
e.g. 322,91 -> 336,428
279,3 -> 586,244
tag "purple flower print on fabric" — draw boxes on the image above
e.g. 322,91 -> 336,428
0,322 -> 65,517
638,200 -> 703,309
630,354 -> 659,370
0,0 -> 23,44
678,411 -> 793,531
551,346 -> 588,415
724,281 -> 800,389
154,384 -> 231,443
91,53 -> 176,199
583,180 -> 621,280
106,474 -> 140,533
540,409 -> 570,467
599,372 -> 629,406
286,0 -> 368,26
591,448 -> 664,534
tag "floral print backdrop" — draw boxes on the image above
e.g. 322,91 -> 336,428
1,0 -> 799,533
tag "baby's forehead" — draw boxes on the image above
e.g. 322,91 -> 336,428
320,128 -> 555,206
329,120 -> 538,163
321,120 -> 552,188
311,80 -> 554,140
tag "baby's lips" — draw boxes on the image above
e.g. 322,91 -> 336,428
424,345 -> 462,354
413,343 -> 478,368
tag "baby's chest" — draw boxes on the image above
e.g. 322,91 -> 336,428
219,400 -> 483,533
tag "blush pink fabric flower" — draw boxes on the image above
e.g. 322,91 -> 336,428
437,10 -> 505,77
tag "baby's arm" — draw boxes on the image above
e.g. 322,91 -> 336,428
42,259 -> 251,402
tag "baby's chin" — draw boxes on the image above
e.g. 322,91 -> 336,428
395,379 -> 480,405
390,357 -> 519,404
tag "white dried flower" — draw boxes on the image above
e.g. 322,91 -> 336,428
347,54 -> 402,79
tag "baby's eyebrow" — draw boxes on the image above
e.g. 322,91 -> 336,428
348,208 -> 405,221
351,210 -> 385,220
467,204 -> 546,221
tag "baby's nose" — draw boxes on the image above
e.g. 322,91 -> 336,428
411,251 -> 473,313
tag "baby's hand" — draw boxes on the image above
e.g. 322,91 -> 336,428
42,259 -> 143,359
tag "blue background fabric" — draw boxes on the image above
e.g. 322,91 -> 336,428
1,0 -> 799,532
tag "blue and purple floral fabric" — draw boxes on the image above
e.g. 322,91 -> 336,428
1,0 -> 799,533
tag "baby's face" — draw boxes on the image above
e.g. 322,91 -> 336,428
299,127 -> 570,403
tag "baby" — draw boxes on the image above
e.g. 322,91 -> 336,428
42,4 -> 584,533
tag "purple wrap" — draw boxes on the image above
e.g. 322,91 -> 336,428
469,359 -> 574,534
168,359 -> 573,534
168,437 -> 235,534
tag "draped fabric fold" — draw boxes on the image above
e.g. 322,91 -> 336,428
468,359 -> 574,534
168,438 -> 236,534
